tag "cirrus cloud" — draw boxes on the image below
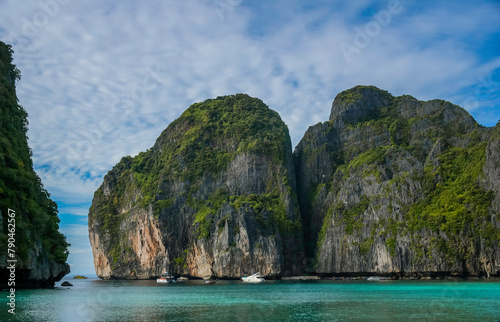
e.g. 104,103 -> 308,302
1,0 -> 499,275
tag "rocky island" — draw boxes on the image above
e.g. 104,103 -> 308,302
89,86 -> 500,279
89,94 -> 304,279
0,41 -> 70,288
295,86 -> 500,278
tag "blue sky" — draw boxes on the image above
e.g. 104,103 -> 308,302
0,0 -> 499,275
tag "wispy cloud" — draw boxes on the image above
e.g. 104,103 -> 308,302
59,206 -> 91,217
60,224 -> 89,237
1,0 -> 499,275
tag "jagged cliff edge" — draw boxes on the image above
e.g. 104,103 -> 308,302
90,86 -> 500,279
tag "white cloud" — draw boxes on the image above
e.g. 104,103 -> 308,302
1,0 -> 499,275
58,206 -> 90,217
60,224 -> 89,237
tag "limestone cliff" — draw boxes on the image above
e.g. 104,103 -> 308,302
90,86 -> 500,279
294,86 -> 500,277
0,41 -> 70,288
89,94 -> 303,279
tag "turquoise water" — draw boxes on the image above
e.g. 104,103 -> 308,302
1,278 -> 499,321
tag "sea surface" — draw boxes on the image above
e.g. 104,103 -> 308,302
1,277 -> 499,321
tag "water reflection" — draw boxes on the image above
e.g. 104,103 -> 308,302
1,279 -> 499,321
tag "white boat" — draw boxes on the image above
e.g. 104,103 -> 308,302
176,276 -> 189,282
157,272 -> 175,283
241,273 -> 265,283
367,276 -> 381,281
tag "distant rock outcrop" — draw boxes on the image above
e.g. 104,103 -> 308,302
89,94 -> 304,279
0,41 -> 70,288
294,85 -> 500,277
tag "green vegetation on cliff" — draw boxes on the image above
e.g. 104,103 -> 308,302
89,94 -> 302,274
298,85 -> 500,275
91,84 -> 499,278
229,192 -> 301,234
90,94 -> 294,223
406,138 -> 498,261
0,42 -> 69,267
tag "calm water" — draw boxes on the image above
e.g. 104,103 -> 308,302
1,278 -> 499,321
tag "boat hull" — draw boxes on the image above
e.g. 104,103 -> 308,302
241,273 -> 265,283
157,272 -> 176,283
241,278 -> 265,283
157,275 -> 175,283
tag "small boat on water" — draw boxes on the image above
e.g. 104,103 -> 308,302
367,276 -> 391,281
157,272 -> 176,283
176,276 -> 189,282
241,273 -> 265,283
204,279 -> 216,284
